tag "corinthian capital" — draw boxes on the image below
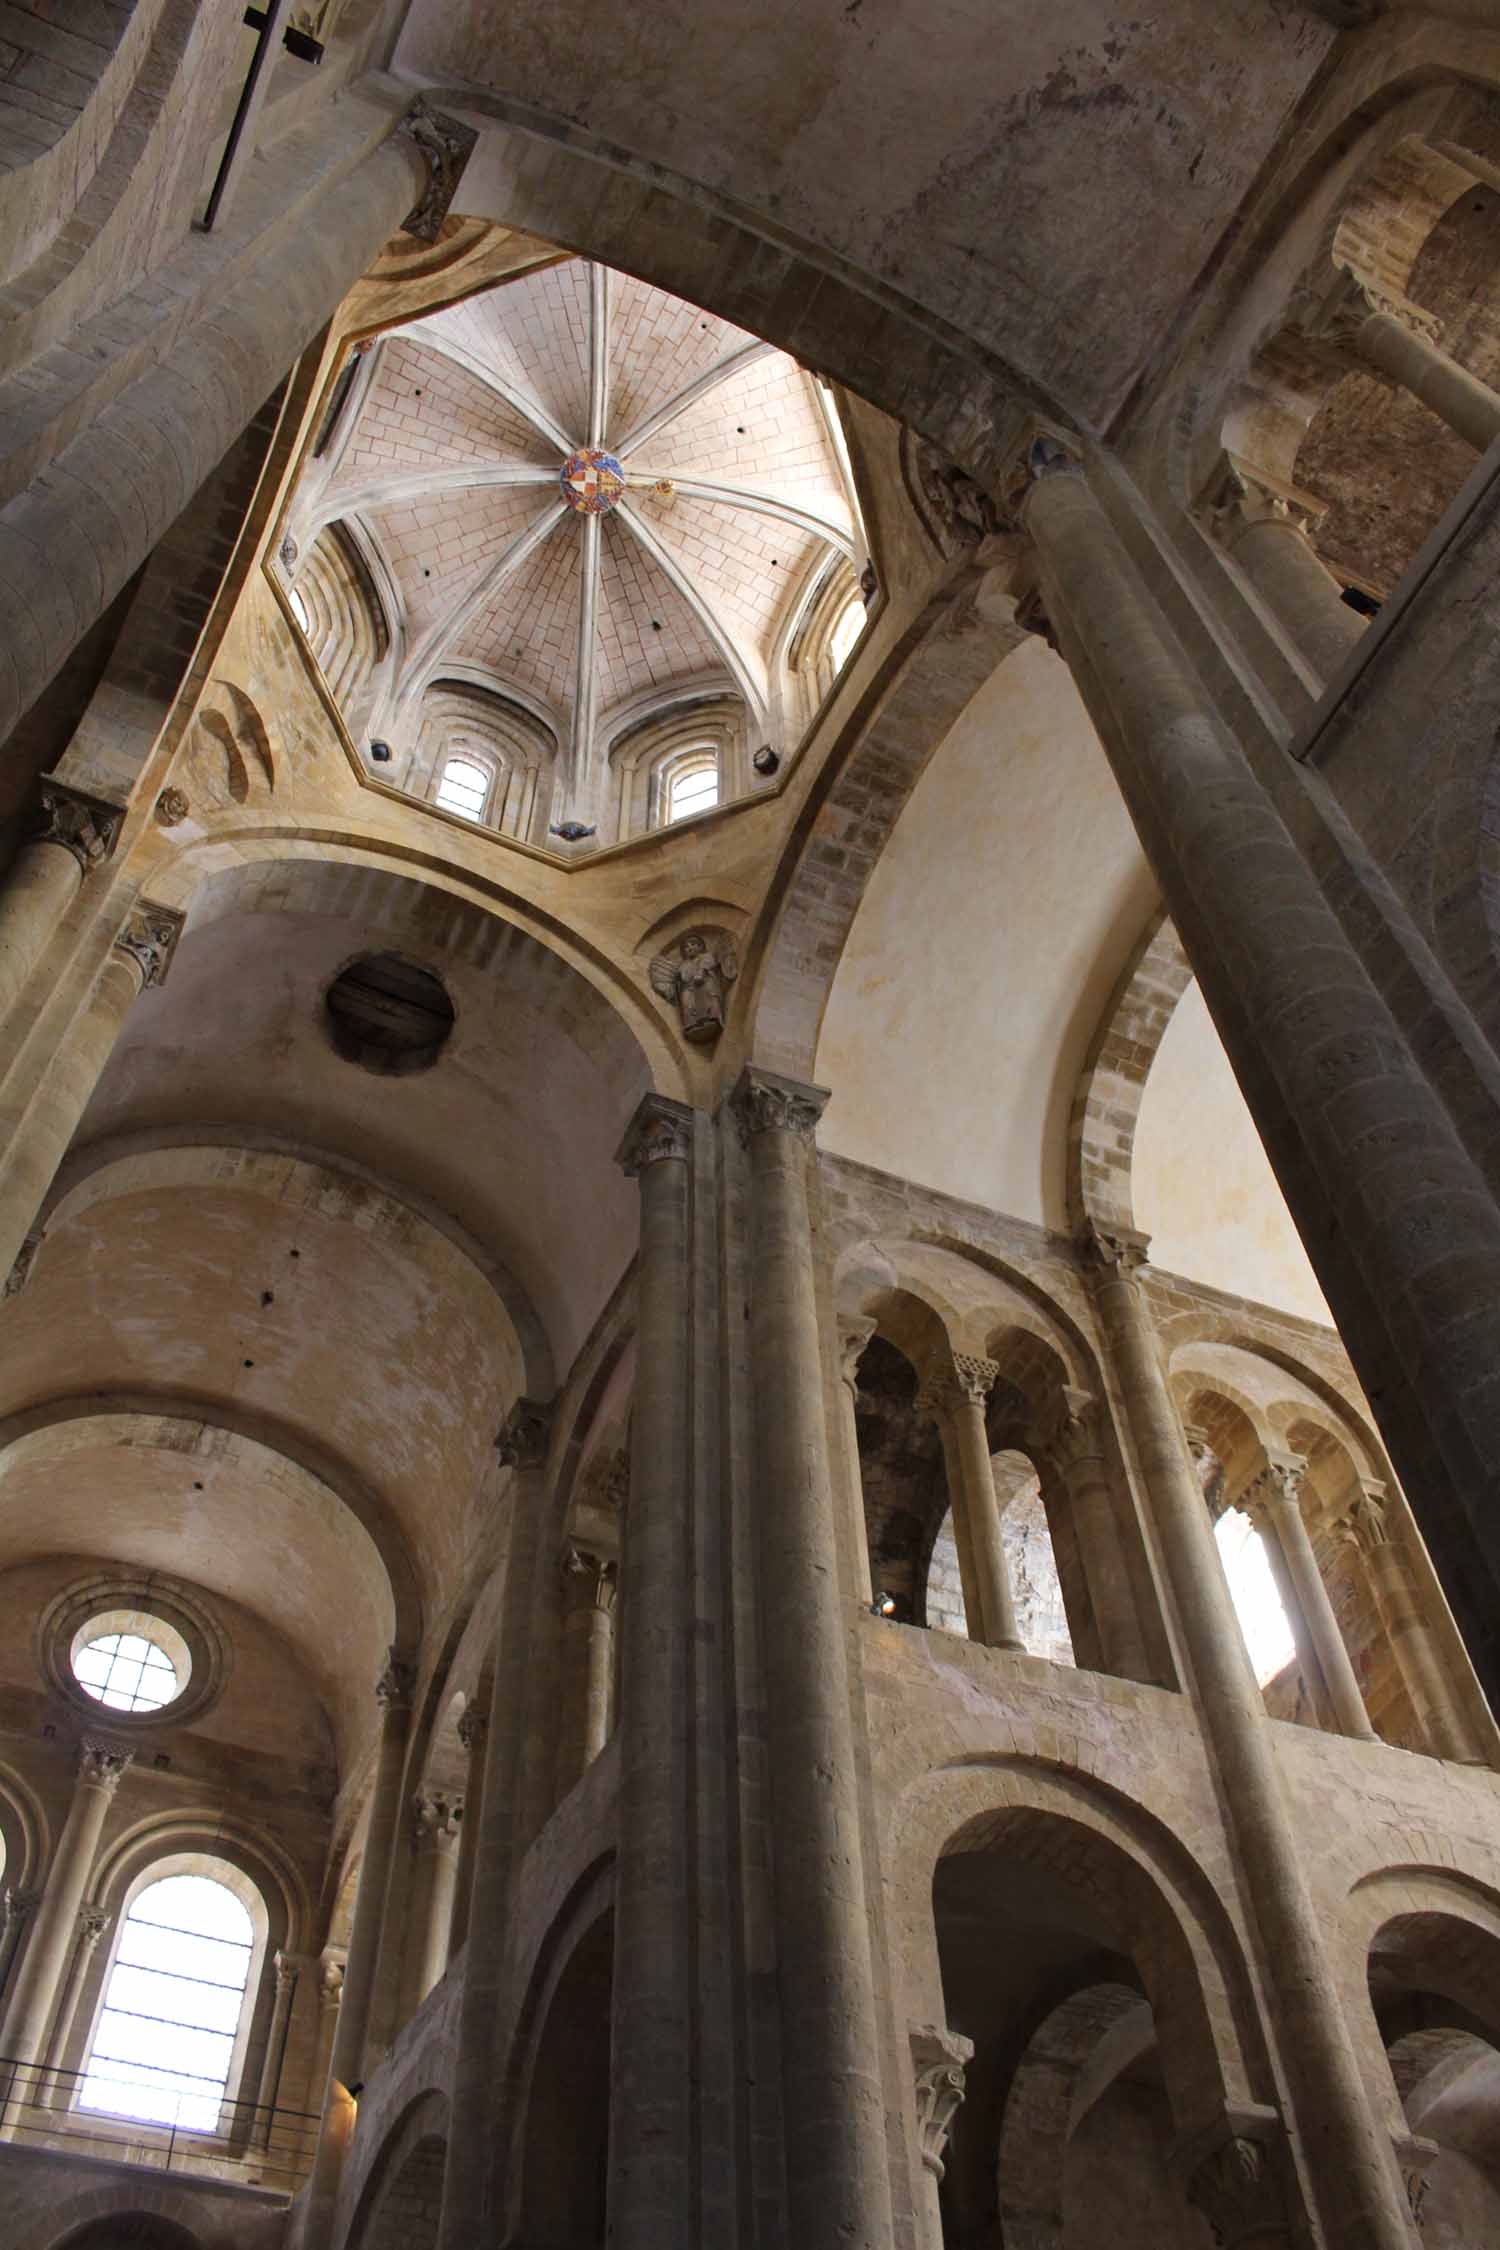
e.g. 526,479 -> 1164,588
78,1742 -> 133,1792
113,900 -> 185,991
1334,1478 -> 1393,1557
616,1093 -> 693,1175
1299,263 -> 1443,358
1242,1453 -> 1308,1522
1200,452 -> 1328,546
731,1065 -> 829,1145
34,780 -> 124,871
76,1903 -> 113,1950
910,2024 -> 973,2182
1077,1219 -> 1151,1280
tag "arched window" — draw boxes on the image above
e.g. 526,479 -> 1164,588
81,1873 -> 254,2129
828,591 -> 864,674
1214,1506 -> 1295,1686
288,586 -> 311,634
435,755 -> 491,823
662,751 -> 719,826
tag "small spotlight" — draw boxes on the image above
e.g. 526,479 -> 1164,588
369,741 -> 392,764
752,745 -> 780,778
872,1594 -> 898,1619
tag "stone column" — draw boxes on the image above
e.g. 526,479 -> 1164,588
39,1902 -> 111,2105
1038,1388 -> 1153,1682
400,1793 -> 462,2019
555,1546 -> 618,1793
329,1655 -> 414,2092
732,1065 -> 895,2250
446,1704 -> 486,1958
1018,434 -> 1500,1748
436,1397 -> 554,2250
1245,1457 -> 1375,1742
0,783 -> 123,1032
307,1953 -> 343,2116
909,2025 -> 972,2250
837,1315 -> 877,1606
609,1094 -> 696,2250
255,1951 -> 301,2151
1335,1483 -> 1481,1764
0,899 -> 183,1282
1,1744 -> 130,2093
920,1355 -> 1023,1650
1303,266 -> 1500,453
1203,454 -> 1366,683
1234,1471 -> 1338,1731
1079,1223 -> 1413,2250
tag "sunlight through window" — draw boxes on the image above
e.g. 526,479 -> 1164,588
81,1874 -> 253,2131
1215,1506 -> 1296,1687
665,753 -> 719,824
436,755 -> 490,822
73,1631 -> 180,1715
829,592 -> 864,673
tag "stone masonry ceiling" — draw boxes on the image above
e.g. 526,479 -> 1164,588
297,256 -> 859,808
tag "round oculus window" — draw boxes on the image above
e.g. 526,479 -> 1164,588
71,1619 -> 189,1714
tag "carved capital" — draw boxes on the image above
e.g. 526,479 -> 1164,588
1077,1219 -> 1151,1281
412,1790 -> 463,1850
1038,1386 -> 1109,1476
1299,263 -> 1443,359
496,1395 -> 554,1469
318,1952 -> 346,2008
113,900 -> 185,991
1187,2131 -> 1287,2248
910,2024 -> 973,2182
616,1093 -> 693,1175
562,1545 -> 618,1614
1334,1479 -> 1393,1557
457,1705 -> 487,1757
905,432 -> 1008,553
398,99 -> 479,244
1184,1424 -> 1227,1511
375,1653 -> 416,1711
33,780 -> 124,872
1201,452 -> 1328,547
1000,422 -> 1087,529
154,787 -> 190,829
951,1352 -> 999,1408
838,1315 -> 877,1395
273,1949 -> 302,1996
76,1903 -> 112,1950
1395,2133 -> 1440,2232
731,1065 -> 829,1145
1242,1454 -> 1308,1525
1,1887 -> 40,1935
78,1741 -> 133,1793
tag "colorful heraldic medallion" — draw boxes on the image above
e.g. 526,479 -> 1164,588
560,446 -> 626,515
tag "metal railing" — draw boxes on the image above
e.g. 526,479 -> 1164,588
0,2055 -> 319,2193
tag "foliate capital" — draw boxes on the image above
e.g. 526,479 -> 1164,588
1300,262 -> 1443,357
562,1544 -> 618,1613
34,780 -> 124,872
1039,1386 -> 1108,1473
1187,2130 -> 1287,2248
1335,1479 -> 1392,1557
496,1394 -> 554,1469
76,1903 -> 113,1948
319,1951 -> 346,2007
412,1789 -> 463,1848
1078,1219 -> 1151,1281
273,1950 -> 303,1995
78,1741 -> 133,1793
398,98 -> 479,245
999,421 -> 1087,530
731,1065 -> 829,1145
1243,1453 -> 1308,1521
113,900 -> 185,991
616,1094 -> 693,1176
1201,452 -> 1328,547
910,2024 -> 973,2182
375,1652 -> 416,1711
457,1705 -> 487,1756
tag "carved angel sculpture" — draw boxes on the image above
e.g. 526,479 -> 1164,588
650,930 -> 738,1043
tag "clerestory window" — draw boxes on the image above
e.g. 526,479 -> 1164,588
1214,1506 -> 1296,1687
662,752 -> 719,826
828,592 -> 864,673
81,1873 -> 254,2130
435,755 -> 491,823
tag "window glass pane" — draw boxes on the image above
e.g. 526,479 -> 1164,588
829,594 -> 863,671
436,757 -> 489,820
666,757 -> 719,822
1214,1506 -> 1296,1687
73,1628 -> 182,1713
82,1875 -> 254,2130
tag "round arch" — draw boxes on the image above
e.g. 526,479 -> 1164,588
345,2088 -> 451,2250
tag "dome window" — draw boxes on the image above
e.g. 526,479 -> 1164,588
435,754 -> 491,822
72,1622 -> 187,1715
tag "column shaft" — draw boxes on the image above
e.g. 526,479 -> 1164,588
1355,311 -> 1500,453
1042,1404 -> 1153,1682
1225,516 -> 1365,681
256,1955 -> 300,2150
401,1798 -> 461,2020
1258,1482 -> 1374,1742
736,1068 -> 894,2250
1340,1491 -> 1482,1764
1024,455 -> 1500,1689
0,847 -> 85,1034
1088,1244 -> 1411,2250
2,1747 -> 129,2078
837,1319 -> 877,1608
555,1550 -> 617,1792
608,1098 -> 695,2250
447,1707 -> 486,1958
0,901 -> 182,1280
329,1663 -> 413,2090
946,1379 -> 1023,1650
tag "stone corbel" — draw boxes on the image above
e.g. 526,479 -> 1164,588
398,99 -> 479,245
909,2023 -> 973,2183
